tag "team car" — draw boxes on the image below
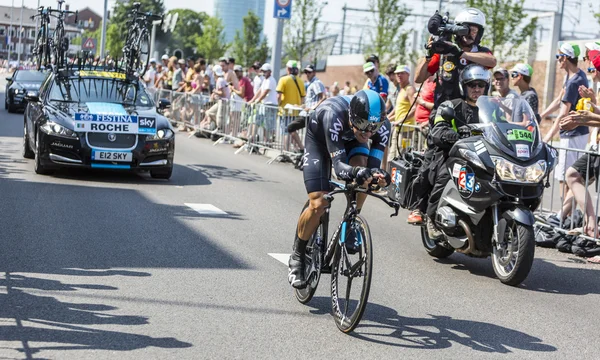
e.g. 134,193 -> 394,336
5,69 -> 49,113
22,69 -> 174,179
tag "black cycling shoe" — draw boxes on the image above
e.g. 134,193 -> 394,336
288,253 -> 307,289
345,228 -> 360,255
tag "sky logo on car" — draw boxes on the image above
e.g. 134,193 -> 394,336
138,117 -> 157,135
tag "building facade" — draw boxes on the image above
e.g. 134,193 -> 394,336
214,0 -> 265,44
0,5 -> 81,61
66,7 -> 103,33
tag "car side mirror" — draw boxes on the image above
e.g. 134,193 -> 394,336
5,77 -> 12,82
158,98 -> 171,110
25,91 -> 39,102
440,106 -> 455,122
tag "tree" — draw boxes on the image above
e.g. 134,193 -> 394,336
107,0 -> 166,58
366,0 -> 411,66
466,0 -> 537,61
168,9 -> 209,58
283,0 -> 327,66
231,11 -> 270,67
194,16 -> 229,62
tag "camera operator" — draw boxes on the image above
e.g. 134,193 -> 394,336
407,7 -> 496,226
415,8 -> 496,119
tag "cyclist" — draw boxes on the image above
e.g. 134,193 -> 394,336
426,64 -> 491,239
288,89 -> 392,289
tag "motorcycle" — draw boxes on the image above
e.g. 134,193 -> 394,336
421,96 -> 557,286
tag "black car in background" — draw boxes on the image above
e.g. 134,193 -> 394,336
5,69 -> 48,113
23,69 -> 174,178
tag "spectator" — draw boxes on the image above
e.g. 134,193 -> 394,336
303,64 -> 325,111
363,61 -> 389,100
492,68 -> 519,98
231,65 -> 254,102
541,42 -> 589,188
249,62 -> 264,100
220,57 -> 239,90
387,64 -> 416,165
196,58 -> 210,95
227,65 -> 254,140
385,63 -> 398,115
154,64 -> 164,89
250,63 -> 278,141
330,82 -> 340,97
199,64 -> 230,133
343,81 -> 351,96
144,58 -> 157,92
174,59 -> 186,91
415,75 -> 436,130
510,63 -> 540,120
277,60 -> 306,152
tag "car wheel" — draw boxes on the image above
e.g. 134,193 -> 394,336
150,166 -> 172,180
34,130 -> 53,175
23,122 -> 34,159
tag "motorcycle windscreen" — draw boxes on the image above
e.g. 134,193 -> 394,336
475,96 -> 542,161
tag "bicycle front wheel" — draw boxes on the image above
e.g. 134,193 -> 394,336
135,29 -> 150,77
331,214 -> 373,333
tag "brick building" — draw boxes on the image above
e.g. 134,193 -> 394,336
0,5 -> 81,61
66,7 -> 102,32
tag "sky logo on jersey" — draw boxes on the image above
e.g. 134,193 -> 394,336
329,117 -> 343,142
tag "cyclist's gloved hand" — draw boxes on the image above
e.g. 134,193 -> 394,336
370,168 -> 391,187
442,131 -> 460,143
353,167 -> 372,187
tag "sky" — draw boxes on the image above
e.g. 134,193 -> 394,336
2,0 -> 599,49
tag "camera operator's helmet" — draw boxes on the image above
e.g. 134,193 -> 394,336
349,89 -> 386,133
455,8 -> 486,45
459,64 -> 491,98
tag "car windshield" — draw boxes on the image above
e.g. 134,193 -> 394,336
48,77 -> 154,107
15,70 -> 47,82
475,95 -> 542,160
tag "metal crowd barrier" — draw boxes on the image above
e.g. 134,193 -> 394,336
535,143 -> 600,244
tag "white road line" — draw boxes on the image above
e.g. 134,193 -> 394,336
185,203 -> 228,215
268,253 -> 290,265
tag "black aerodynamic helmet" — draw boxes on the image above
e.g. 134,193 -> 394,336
349,89 -> 386,133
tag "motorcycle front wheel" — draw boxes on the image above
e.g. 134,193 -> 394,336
491,220 -> 535,286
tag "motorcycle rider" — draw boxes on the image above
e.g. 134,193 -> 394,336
426,64 -> 492,238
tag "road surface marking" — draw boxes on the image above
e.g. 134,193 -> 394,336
185,203 -> 228,215
268,253 -> 290,265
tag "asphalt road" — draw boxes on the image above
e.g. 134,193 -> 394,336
0,82 -> 599,360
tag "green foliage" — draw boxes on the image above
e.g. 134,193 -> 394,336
168,9 -> 209,58
366,0 -> 411,66
194,17 -> 229,62
283,0 -> 327,66
231,11 -> 270,67
466,0 -> 537,61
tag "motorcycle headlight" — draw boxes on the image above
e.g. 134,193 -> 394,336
40,121 -> 78,138
491,157 -> 547,183
459,149 -> 485,169
147,129 -> 174,140
13,89 -> 20,95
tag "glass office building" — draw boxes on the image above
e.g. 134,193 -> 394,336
214,0 -> 266,44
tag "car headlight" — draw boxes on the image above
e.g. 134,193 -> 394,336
491,156 -> 547,183
459,149 -> 485,169
147,129 -> 174,140
40,121 -> 78,138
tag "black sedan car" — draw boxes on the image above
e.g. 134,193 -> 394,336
23,69 -> 174,179
5,69 -> 48,113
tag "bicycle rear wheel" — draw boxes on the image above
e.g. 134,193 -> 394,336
294,201 -> 326,304
33,30 -> 44,70
331,214 -> 373,333
135,29 -> 150,77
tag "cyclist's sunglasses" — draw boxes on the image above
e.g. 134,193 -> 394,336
353,119 -> 383,134
466,81 -> 487,89
510,72 -> 520,78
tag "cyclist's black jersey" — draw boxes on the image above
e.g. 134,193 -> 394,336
302,96 -> 391,193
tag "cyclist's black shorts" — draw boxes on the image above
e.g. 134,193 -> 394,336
303,129 -> 369,194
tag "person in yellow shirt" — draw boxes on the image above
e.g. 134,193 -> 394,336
387,64 -> 416,165
276,60 -> 306,152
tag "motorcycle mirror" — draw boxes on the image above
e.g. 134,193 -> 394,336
440,106 -> 455,122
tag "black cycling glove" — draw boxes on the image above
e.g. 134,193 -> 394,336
353,167 -> 372,186
442,131 -> 460,143
371,168 -> 392,187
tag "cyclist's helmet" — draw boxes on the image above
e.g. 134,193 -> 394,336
459,64 -> 491,98
454,8 -> 486,45
349,89 -> 386,133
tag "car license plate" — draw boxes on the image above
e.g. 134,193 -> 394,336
92,150 -> 132,162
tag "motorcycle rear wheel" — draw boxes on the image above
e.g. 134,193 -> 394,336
492,221 -> 535,286
420,226 -> 454,258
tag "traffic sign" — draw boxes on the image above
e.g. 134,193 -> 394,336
82,38 -> 97,50
273,0 -> 292,19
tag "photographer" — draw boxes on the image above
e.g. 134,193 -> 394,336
415,8 -> 496,117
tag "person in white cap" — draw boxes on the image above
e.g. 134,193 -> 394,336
199,64 -> 231,133
387,64 -> 416,166
363,61 -> 389,100
277,59 -> 306,152
144,58 -> 157,90
540,42 -> 589,190
249,63 -> 278,139
510,63 -> 539,119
